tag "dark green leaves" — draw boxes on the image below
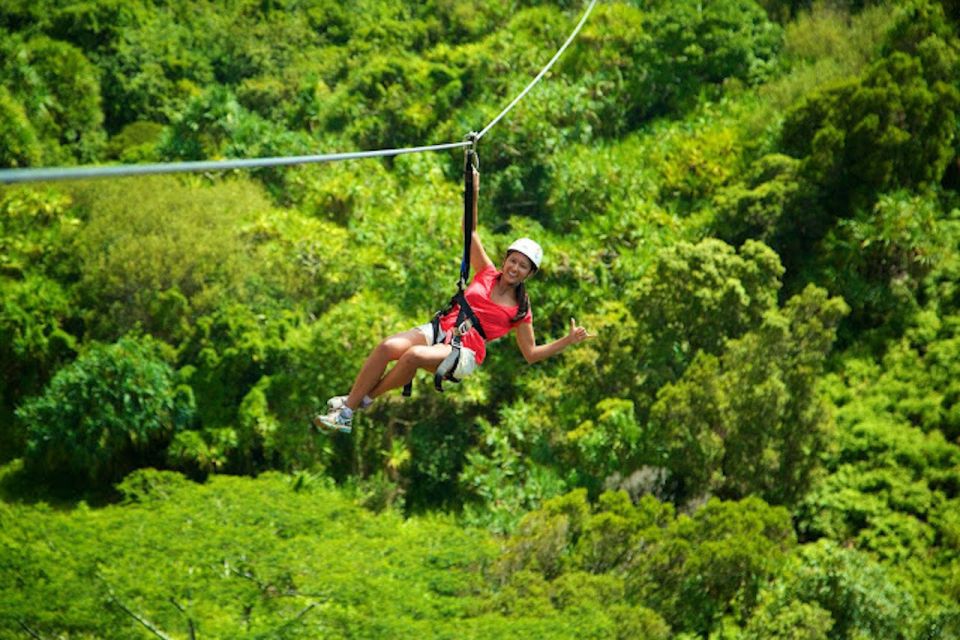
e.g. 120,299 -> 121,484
17,335 -> 195,488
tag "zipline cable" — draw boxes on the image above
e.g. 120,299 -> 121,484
476,0 -> 596,141
0,142 -> 472,185
0,0 -> 597,185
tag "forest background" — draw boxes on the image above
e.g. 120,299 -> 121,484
2,0 -> 960,638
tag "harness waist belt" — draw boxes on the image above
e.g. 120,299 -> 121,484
402,290 -> 486,397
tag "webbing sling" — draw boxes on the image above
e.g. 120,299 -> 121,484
403,139 -> 484,397
460,134 -> 478,289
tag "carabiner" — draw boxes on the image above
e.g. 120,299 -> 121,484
464,131 -> 480,172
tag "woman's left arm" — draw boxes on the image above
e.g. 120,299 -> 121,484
465,167 -> 493,273
515,318 -> 593,365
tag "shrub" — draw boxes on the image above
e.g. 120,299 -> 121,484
0,33 -> 105,162
69,175 -> 273,339
754,540 -> 920,640
627,496 -> 796,635
0,86 -> 41,168
650,285 -> 848,504
781,1 -> 960,214
17,335 -> 195,488
817,190 -> 951,335
0,275 -> 76,459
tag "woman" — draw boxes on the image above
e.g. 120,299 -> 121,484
314,169 -> 592,433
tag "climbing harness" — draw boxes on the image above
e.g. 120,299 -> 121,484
403,135 -> 487,396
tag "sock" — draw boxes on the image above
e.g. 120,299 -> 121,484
361,395 -> 373,409
341,406 -> 354,419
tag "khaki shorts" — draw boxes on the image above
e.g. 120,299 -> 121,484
415,322 -> 444,345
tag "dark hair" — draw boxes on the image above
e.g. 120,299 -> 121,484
511,280 -> 531,323
504,250 -> 536,323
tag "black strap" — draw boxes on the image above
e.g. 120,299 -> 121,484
401,292 -> 486,397
451,290 -> 487,341
461,137 -> 478,288
403,135 -> 480,399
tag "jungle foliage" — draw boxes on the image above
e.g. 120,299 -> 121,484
1,0 -> 959,638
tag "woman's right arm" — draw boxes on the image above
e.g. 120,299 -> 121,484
466,167 -> 493,272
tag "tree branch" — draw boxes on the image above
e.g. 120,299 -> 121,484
17,619 -> 45,640
109,594 -> 175,640
292,602 -> 317,622
169,597 -> 197,640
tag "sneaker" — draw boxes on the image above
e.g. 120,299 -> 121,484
313,407 -> 352,434
327,395 -> 373,411
326,395 -> 348,411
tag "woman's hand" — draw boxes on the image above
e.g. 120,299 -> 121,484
516,318 -> 593,364
567,318 -> 593,345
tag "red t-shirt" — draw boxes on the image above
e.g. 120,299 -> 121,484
438,264 -> 533,364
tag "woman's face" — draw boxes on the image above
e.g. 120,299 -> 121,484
501,251 -> 534,285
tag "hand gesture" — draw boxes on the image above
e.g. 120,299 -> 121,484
568,318 -> 594,345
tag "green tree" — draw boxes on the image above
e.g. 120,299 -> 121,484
631,239 -> 784,396
769,1 -> 960,294
0,86 -> 41,168
0,276 -> 76,460
555,2 -> 648,138
17,335 -> 195,488
626,496 -> 796,636
817,191 -> 953,336
0,186 -> 80,454
46,0 -> 143,53
68,175 -> 274,339
0,33 -> 105,162
798,318 -> 960,616
92,3 -> 212,130
564,398 -> 644,496
650,285 -> 848,504
753,540 -> 920,640
460,412 -> 568,532
104,120 -> 164,161
319,53 -> 464,151
0,185 -> 79,280
572,491 -> 675,574
743,598 -> 834,640
178,305 -> 286,427
636,0 -> 783,119
711,153 -> 806,245
172,305 -> 293,475
159,86 -> 312,192
779,0 -> 960,230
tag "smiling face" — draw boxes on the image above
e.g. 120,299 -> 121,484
501,250 -> 535,286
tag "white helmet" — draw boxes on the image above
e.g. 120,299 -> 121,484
507,237 -> 543,270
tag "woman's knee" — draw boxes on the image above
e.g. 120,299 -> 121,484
399,344 -> 449,370
397,345 -> 427,368
376,330 -> 425,361
374,338 -> 407,360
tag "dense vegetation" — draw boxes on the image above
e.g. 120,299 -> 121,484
2,0 -> 959,637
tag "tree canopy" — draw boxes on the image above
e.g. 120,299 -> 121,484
2,0 -> 959,637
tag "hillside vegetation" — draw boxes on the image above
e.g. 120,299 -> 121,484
1,0 -> 959,637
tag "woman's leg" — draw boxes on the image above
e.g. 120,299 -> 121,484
367,343 -> 452,399
343,329 -> 427,409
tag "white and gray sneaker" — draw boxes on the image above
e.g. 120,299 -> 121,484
326,395 -> 373,411
313,407 -> 353,434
